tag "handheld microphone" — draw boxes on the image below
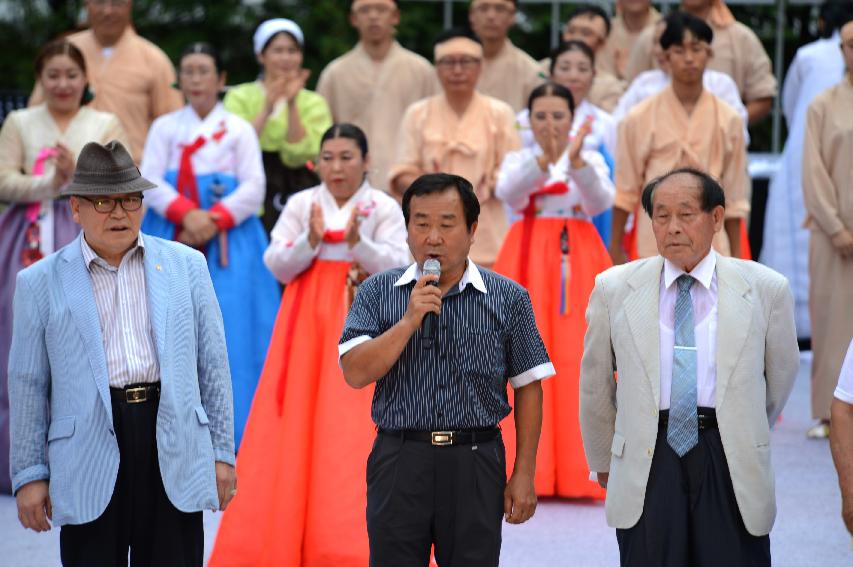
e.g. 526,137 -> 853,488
422,258 -> 441,349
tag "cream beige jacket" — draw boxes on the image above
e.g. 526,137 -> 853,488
579,255 -> 798,536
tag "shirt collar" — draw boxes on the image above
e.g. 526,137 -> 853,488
81,232 -> 145,271
663,249 -> 716,291
393,259 -> 488,294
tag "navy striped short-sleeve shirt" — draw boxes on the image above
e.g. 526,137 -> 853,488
339,261 -> 555,430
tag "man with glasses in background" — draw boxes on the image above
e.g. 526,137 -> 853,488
30,0 -> 182,163
9,141 -> 235,566
468,0 -> 544,112
390,29 -> 520,268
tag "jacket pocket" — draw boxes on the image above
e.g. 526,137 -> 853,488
611,432 -> 625,457
47,416 -> 76,441
194,406 -> 210,425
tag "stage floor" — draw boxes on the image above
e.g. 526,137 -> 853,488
1,352 -> 850,566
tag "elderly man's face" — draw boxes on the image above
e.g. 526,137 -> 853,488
86,0 -> 132,46
435,51 -> 482,96
650,173 -> 723,271
407,188 -> 476,279
71,192 -> 144,264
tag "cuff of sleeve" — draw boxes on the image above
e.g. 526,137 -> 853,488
209,203 -> 236,231
509,361 -> 556,389
613,189 -> 638,213
338,335 -> 373,365
12,464 -> 50,495
569,164 -> 600,190
835,385 -> 853,404
820,218 -> 847,238
214,448 -> 236,466
165,195 -> 197,225
588,471 -> 601,482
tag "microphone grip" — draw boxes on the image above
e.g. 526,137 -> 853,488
421,280 -> 439,349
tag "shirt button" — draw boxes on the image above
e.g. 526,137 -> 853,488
437,411 -> 444,418
647,448 -> 653,457
438,383 -> 445,389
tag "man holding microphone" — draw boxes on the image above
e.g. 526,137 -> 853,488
339,172 -> 554,566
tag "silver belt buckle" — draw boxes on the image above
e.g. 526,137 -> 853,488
431,431 -> 454,446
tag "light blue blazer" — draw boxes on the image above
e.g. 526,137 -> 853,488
8,233 -> 235,526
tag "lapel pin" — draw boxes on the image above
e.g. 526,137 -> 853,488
155,264 -> 162,271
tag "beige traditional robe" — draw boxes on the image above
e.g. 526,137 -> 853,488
316,41 -> 437,193
587,70 -> 627,113
802,78 -> 853,420
615,86 -> 749,258
30,28 -> 183,163
389,92 -> 520,266
598,9 -> 661,80
478,40 -> 546,112
624,20 -> 777,103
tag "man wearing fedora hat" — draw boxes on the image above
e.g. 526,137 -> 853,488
7,140 -> 236,566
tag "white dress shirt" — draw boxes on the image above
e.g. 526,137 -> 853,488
835,339 -> 853,404
81,234 -> 160,388
659,250 -> 718,410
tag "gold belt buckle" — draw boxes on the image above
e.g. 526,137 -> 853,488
431,431 -> 454,446
125,386 -> 148,404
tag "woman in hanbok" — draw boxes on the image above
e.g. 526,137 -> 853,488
209,123 -> 409,567
224,18 -> 333,234
139,43 -> 279,449
517,41 -> 617,244
0,39 -> 127,493
494,82 -> 614,499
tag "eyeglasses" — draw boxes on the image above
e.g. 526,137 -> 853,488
79,195 -> 143,213
436,57 -> 481,70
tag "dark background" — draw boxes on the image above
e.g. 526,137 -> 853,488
0,1 -> 827,152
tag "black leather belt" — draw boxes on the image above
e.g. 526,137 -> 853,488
659,407 -> 718,430
110,383 -> 160,404
378,427 -> 500,446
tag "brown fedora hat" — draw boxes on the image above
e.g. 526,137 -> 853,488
61,140 -> 157,196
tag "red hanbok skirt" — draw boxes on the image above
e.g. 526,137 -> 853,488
209,260 -> 374,566
493,217 -> 611,499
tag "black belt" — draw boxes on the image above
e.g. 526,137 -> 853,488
378,427 -> 500,446
659,407 -> 718,430
110,383 -> 160,404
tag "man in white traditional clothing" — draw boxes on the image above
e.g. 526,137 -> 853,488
760,0 -> 852,357
316,0 -> 437,194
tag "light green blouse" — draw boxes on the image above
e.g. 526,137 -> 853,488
223,81 -> 332,169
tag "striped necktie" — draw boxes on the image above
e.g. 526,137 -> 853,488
667,274 -> 698,457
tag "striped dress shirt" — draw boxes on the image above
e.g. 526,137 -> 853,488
339,261 -> 555,430
81,233 -> 160,388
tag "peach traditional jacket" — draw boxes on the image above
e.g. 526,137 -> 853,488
614,86 -> 749,258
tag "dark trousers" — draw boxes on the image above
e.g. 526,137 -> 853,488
60,390 -> 203,567
616,425 -> 771,567
366,432 -> 506,567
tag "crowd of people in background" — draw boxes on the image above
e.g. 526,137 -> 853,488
1,0 -> 853,564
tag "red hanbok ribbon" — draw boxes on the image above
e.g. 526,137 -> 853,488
518,181 -> 569,287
